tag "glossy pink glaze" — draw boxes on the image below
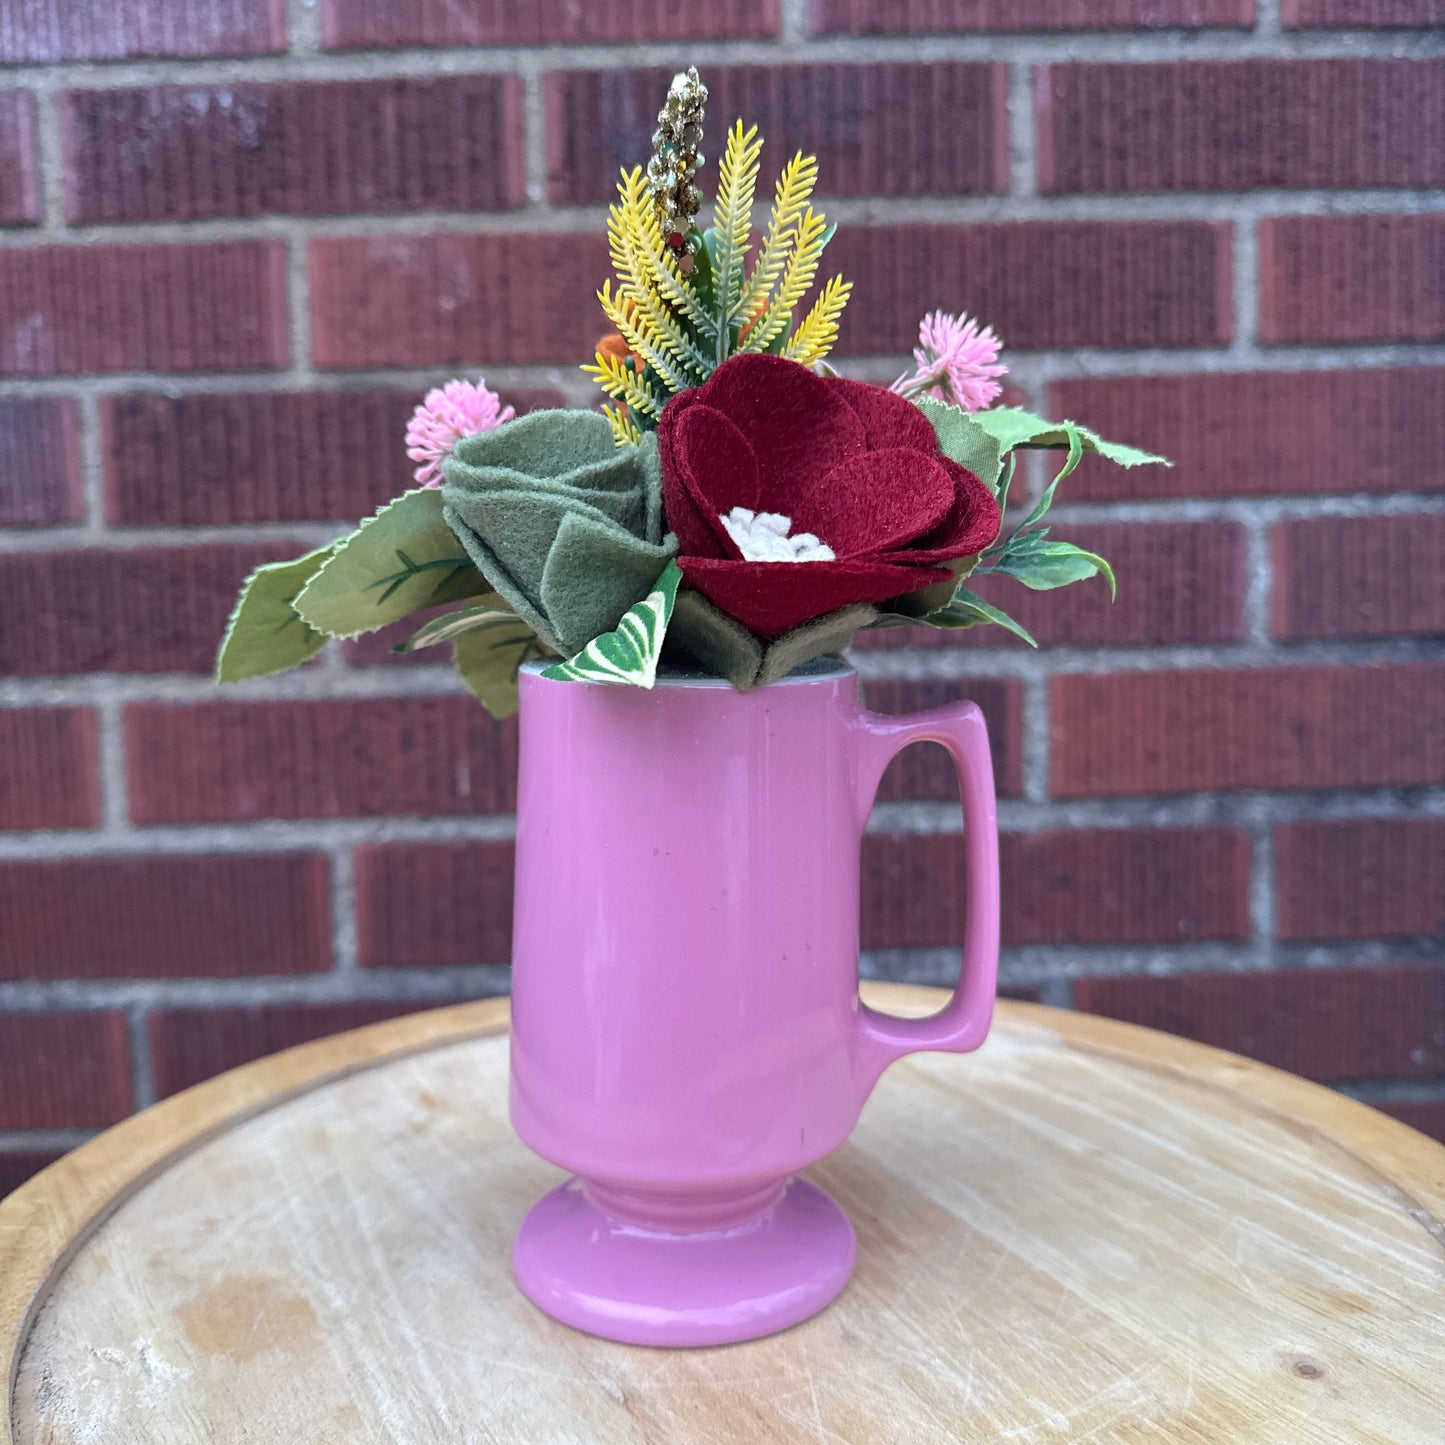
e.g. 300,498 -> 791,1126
509,662 -> 999,1346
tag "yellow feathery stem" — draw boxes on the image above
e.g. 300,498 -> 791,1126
607,169 -> 712,373
748,207 -> 830,354
711,121 -> 763,359
582,351 -> 665,418
784,275 -> 853,368
625,171 -> 715,340
597,282 -> 692,393
601,401 -> 641,445
737,151 -> 818,333
603,404 -> 643,447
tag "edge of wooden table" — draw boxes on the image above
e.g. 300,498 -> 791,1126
4,982 -> 1444,1440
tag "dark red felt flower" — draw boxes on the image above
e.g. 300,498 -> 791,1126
657,353 -> 1002,638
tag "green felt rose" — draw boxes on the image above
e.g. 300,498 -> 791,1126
441,410 -> 678,657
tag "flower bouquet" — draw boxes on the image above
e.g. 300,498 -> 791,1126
216,69 -> 1167,1349
218,67 -> 1164,709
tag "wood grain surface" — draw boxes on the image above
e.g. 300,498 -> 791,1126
3,985 -> 1443,1444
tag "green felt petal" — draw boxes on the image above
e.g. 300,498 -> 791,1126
449,408 -> 617,478
538,513 -> 678,657
442,498 -> 562,654
665,589 -> 877,691
916,397 -> 1004,494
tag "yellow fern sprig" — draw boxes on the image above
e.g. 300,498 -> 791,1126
783,275 -> 853,368
737,152 -> 818,336
582,350 -> 666,418
711,120 -> 763,359
604,171 -> 711,382
602,404 -> 642,446
748,207 -> 831,354
623,170 -> 715,341
597,282 -> 692,393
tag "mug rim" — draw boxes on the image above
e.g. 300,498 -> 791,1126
520,657 -> 856,689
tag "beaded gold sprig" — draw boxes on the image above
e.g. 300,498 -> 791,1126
647,67 -> 707,273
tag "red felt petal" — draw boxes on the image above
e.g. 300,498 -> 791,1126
679,555 -> 949,639
689,354 -> 866,513
792,448 -> 955,560
906,457 -> 1004,563
664,401 -> 761,556
822,376 -> 937,452
656,388 -> 717,553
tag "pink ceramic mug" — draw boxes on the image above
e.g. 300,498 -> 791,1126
509,661 -> 999,1346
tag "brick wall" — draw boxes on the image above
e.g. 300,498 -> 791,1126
1,0 -> 1443,1196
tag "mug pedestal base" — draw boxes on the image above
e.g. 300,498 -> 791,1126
512,1175 -> 856,1347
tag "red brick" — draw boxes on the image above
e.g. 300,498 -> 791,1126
1048,369 -> 1445,500
855,521 -> 1247,651
812,0 -> 1253,32
0,241 -> 287,376
1074,964 -> 1445,1084
1052,664 -> 1445,797
355,841 -> 514,967
829,222 -> 1231,354
0,1013 -> 132,1128
1283,0 -> 1443,24
1276,818 -> 1445,942
861,827 -> 1249,949
61,77 -> 525,226
0,0 -> 284,61
0,708 -> 99,831
1038,61 -> 1445,195
102,387 -> 562,527
1272,514 -> 1445,642
0,1149 -> 65,1200
1378,1099 -> 1445,1143
546,63 -> 1007,205
126,698 -> 517,824
1259,215 -> 1445,345
148,1001 -> 439,1098
310,233 -> 611,369
0,853 -> 332,980
0,543 -> 309,676
321,0 -> 778,48
0,91 -> 38,225
861,677 -> 1023,800
0,397 -> 83,526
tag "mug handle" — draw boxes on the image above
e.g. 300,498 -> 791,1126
851,699 -> 1000,1077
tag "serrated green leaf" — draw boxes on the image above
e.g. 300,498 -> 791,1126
919,587 -> 1038,648
542,561 -> 682,688
215,545 -> 334,682
916,396 -> 1004,493
987,540 -> 1116,597
395,596 -> 516,652
294,488 -> 489,638
452,615 -> 550,719
971,406 -> 1169,468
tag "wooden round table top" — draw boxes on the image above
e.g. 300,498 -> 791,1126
3,984 -> 1443,1444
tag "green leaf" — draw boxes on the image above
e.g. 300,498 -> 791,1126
395,597 -> 516,652
916,397 -> 1004,494
215,545 -> 334,683
987,540 -> 1116,598
294,488 -> 489,638
452,615 -> 549,719
542,560 -> 682,688
971,406 -> 1169,469
919,587 -> 1038,648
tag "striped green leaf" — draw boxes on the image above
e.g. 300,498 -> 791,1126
395,597 -> 515,652
542,561 -> 682,689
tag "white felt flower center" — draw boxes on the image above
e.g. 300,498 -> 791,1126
720,508 -> 836,563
